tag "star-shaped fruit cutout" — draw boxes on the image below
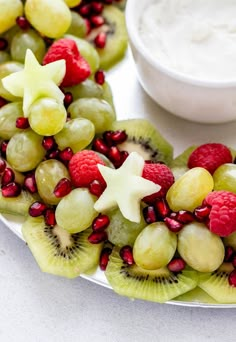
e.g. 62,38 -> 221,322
94,152 -> 161,223
2,49 -> 66,116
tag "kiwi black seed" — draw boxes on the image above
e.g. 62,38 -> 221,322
22,216 -> 103,278
105,248 -> 198,303
198,262 -> 236,303
112,119 -> 173,166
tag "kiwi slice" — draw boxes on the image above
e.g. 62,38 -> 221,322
198,263 -> 236,304
105,248 -> 198,303
0,190 -> 35,216
22,216 -> 103,278
175,287 -> 218,304
87,5 -> 128,70
112,119 -> 173,166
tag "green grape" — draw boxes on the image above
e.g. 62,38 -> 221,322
54,117 -> 95,153
0,0 -> 23,34
68,98 -> 116,134
102,81 -> 115,111
35,159 -> 70,205
224,231 -> 236,251
64,79 -> 104,101
10,29 -> 46,64
178,222 -> 225,272
6,129 -> 46,172
66,11 -> 86,38
0,51 -> 11,64
28,97 -> 67,136
64,0 -> 81,7
1,26 -> 21,52
0,61 -> 23,101
25,0 -> 72,39
65,34 -> 100,73
55,188 -> 98,233
0,101 -> 23,139
213,163 -> 236,193
133,222 -> 177,270
166,167 -> 214,212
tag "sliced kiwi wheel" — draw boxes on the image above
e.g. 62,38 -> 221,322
112,119 -> 173,166
86,5 -> 128,70
0,190 -> 36,216
175,287 -> 218,304
198,263 -> 236,304
105,248 -> 198,303
22,216 -> 103,278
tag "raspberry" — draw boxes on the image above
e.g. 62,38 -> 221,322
43,38 -> 91,87
188,143 -> 232,174
205,190 -> 236,237
69,150 -> 106,188
142,162 -> 174,204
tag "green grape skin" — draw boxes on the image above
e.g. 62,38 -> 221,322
0,0 -> 23,34
25,0 -> 72,39
66,11 -> 86,38
0,61 -> 23,101
1,26 -> 21,52
0,51 -> 11,64
178,222 -> 225,272
133,222 -> 177,270
28,97 -> 67,136
0,101 -> 23,139
166,167 -> 214,212
224,231 -> 236,251
54,117 -> 95,153
55,188 -> 98,234
6,129 -> 46,172
68,98 -> 116,134
10,29 -> 46,64
64,79 -> 104,101
35,159 -> 70,205
213,163 -> 236,193
64,0 -> 82,7
101,81 -> 115,111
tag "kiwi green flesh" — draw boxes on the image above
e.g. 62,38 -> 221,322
198,263 -> 236,304
0,190 -> 35,216
112,119 -> 173,166
105,248 -> 198,303
175,287 -> 218,304
22,216 -> 103,279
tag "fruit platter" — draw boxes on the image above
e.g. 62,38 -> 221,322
1,0 -> 236,308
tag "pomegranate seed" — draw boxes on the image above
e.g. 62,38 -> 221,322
89,179 -> 105,197
108,146 -> 121,165
119,245 -> 134,265
90,15 -> 105,27
228,269 -> 236,287
93,138 -> 109,155
23,173 -> 37,193
2,182 -> 21,197
95,70 -> 105,85
0,97 -> 7,108
232,255 -> 236,268
91,2 -> 104,14
103,131 -> 113,146
92,214 -> 110,231
104,0 -> 113,4
2,167 -> 15,186
176,210 -> 194,224
44,208 -> 56,226
224,246 -> 234,262
29,201 -> 47,217
88,230 -> 108,244
164,217 -> 183,232
111,130 -> 127,144
47,149 -> 60,159
120,151 -> 129,164
63,92 -> 73,108
0,140 -> 8,156
99,247 -> 112,271
167,258 -> 186,273
16,16 -> 30,30
194,205 -> 211,221
79,4 -> 91,17
155,198 -> 170,219
94,32 -> 107,48
0,158 -> 6,173
16,117 -> 29,129
54,178 -> 72,198
143,206 -> 157,224
42,136 -> 57,151
59,147 -> 73,163
0,38 -> 8,51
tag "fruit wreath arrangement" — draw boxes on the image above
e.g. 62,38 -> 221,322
1,0 -> 236,305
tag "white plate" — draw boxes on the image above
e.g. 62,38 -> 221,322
2,49 -> 236,308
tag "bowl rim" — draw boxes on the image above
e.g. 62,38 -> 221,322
125,0 -> 236,89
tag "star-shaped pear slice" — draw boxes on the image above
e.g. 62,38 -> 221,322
94,152 -> 161,223
2,49 -> 66,116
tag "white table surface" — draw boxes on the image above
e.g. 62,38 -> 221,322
1,51 -> 236,342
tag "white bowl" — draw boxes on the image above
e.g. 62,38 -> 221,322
125,0 -> 236,124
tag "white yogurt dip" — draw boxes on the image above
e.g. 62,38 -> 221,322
139,0 -> 236,81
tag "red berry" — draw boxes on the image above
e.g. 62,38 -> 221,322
188,143 -> 232,174
142,163 -> 174,204
69,150 -> 106,188
43,38 -> 91,87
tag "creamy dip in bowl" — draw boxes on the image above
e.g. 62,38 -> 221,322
126,0 -> 236,123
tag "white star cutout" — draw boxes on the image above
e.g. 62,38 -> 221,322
94,152 -> 161,223
2,49 -> 66,116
